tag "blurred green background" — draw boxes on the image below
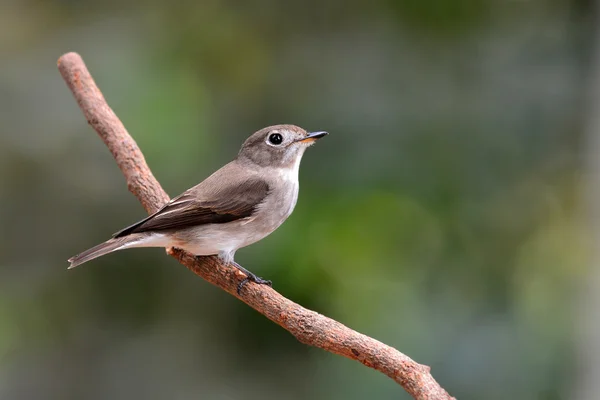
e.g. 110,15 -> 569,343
1,0 -> 597,399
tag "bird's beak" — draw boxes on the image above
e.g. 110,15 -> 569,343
297,131 -> 328,143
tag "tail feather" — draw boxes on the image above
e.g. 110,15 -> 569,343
68,237 -> 133,269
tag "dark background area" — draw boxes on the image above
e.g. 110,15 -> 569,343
0,1 -> 596,399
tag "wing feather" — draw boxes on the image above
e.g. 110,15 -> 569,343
113,175 -> 269,238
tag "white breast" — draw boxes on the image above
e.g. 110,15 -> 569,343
277,164 -> 300,214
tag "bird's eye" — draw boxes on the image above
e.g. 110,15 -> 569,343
268,133 -> 283,145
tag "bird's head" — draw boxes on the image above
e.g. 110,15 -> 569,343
238,124 -> 328,170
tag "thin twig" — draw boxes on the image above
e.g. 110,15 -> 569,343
58,52 -> 455,400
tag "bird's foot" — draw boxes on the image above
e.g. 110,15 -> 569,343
231,261 -> 272,294
237,275 -> 272,295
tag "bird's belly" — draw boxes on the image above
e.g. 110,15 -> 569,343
171,181 -> 299,256
172,220 -> 277,256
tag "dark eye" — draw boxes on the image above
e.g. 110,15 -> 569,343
268,133 -> 283,145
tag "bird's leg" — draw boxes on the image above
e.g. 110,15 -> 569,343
230,261 -> 272,294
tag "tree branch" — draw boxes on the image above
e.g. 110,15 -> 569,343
57,52 -> 455,400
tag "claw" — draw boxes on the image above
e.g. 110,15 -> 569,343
231,261 -> 272,294
237,276 -> 272,295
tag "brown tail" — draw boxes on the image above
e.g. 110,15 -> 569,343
68,237 -> 135,269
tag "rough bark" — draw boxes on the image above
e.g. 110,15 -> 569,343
58,51 -> 455,400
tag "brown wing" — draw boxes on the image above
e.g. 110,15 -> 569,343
113,177 -> 270,238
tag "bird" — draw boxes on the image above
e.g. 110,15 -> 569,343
68,124 -> 328,293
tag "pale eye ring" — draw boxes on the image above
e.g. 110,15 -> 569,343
268,133 -> 283,145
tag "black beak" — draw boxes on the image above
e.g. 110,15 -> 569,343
297,131 -> 328,143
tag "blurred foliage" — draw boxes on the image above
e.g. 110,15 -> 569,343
0,0 -> 594,399
386,0 -> 488,35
